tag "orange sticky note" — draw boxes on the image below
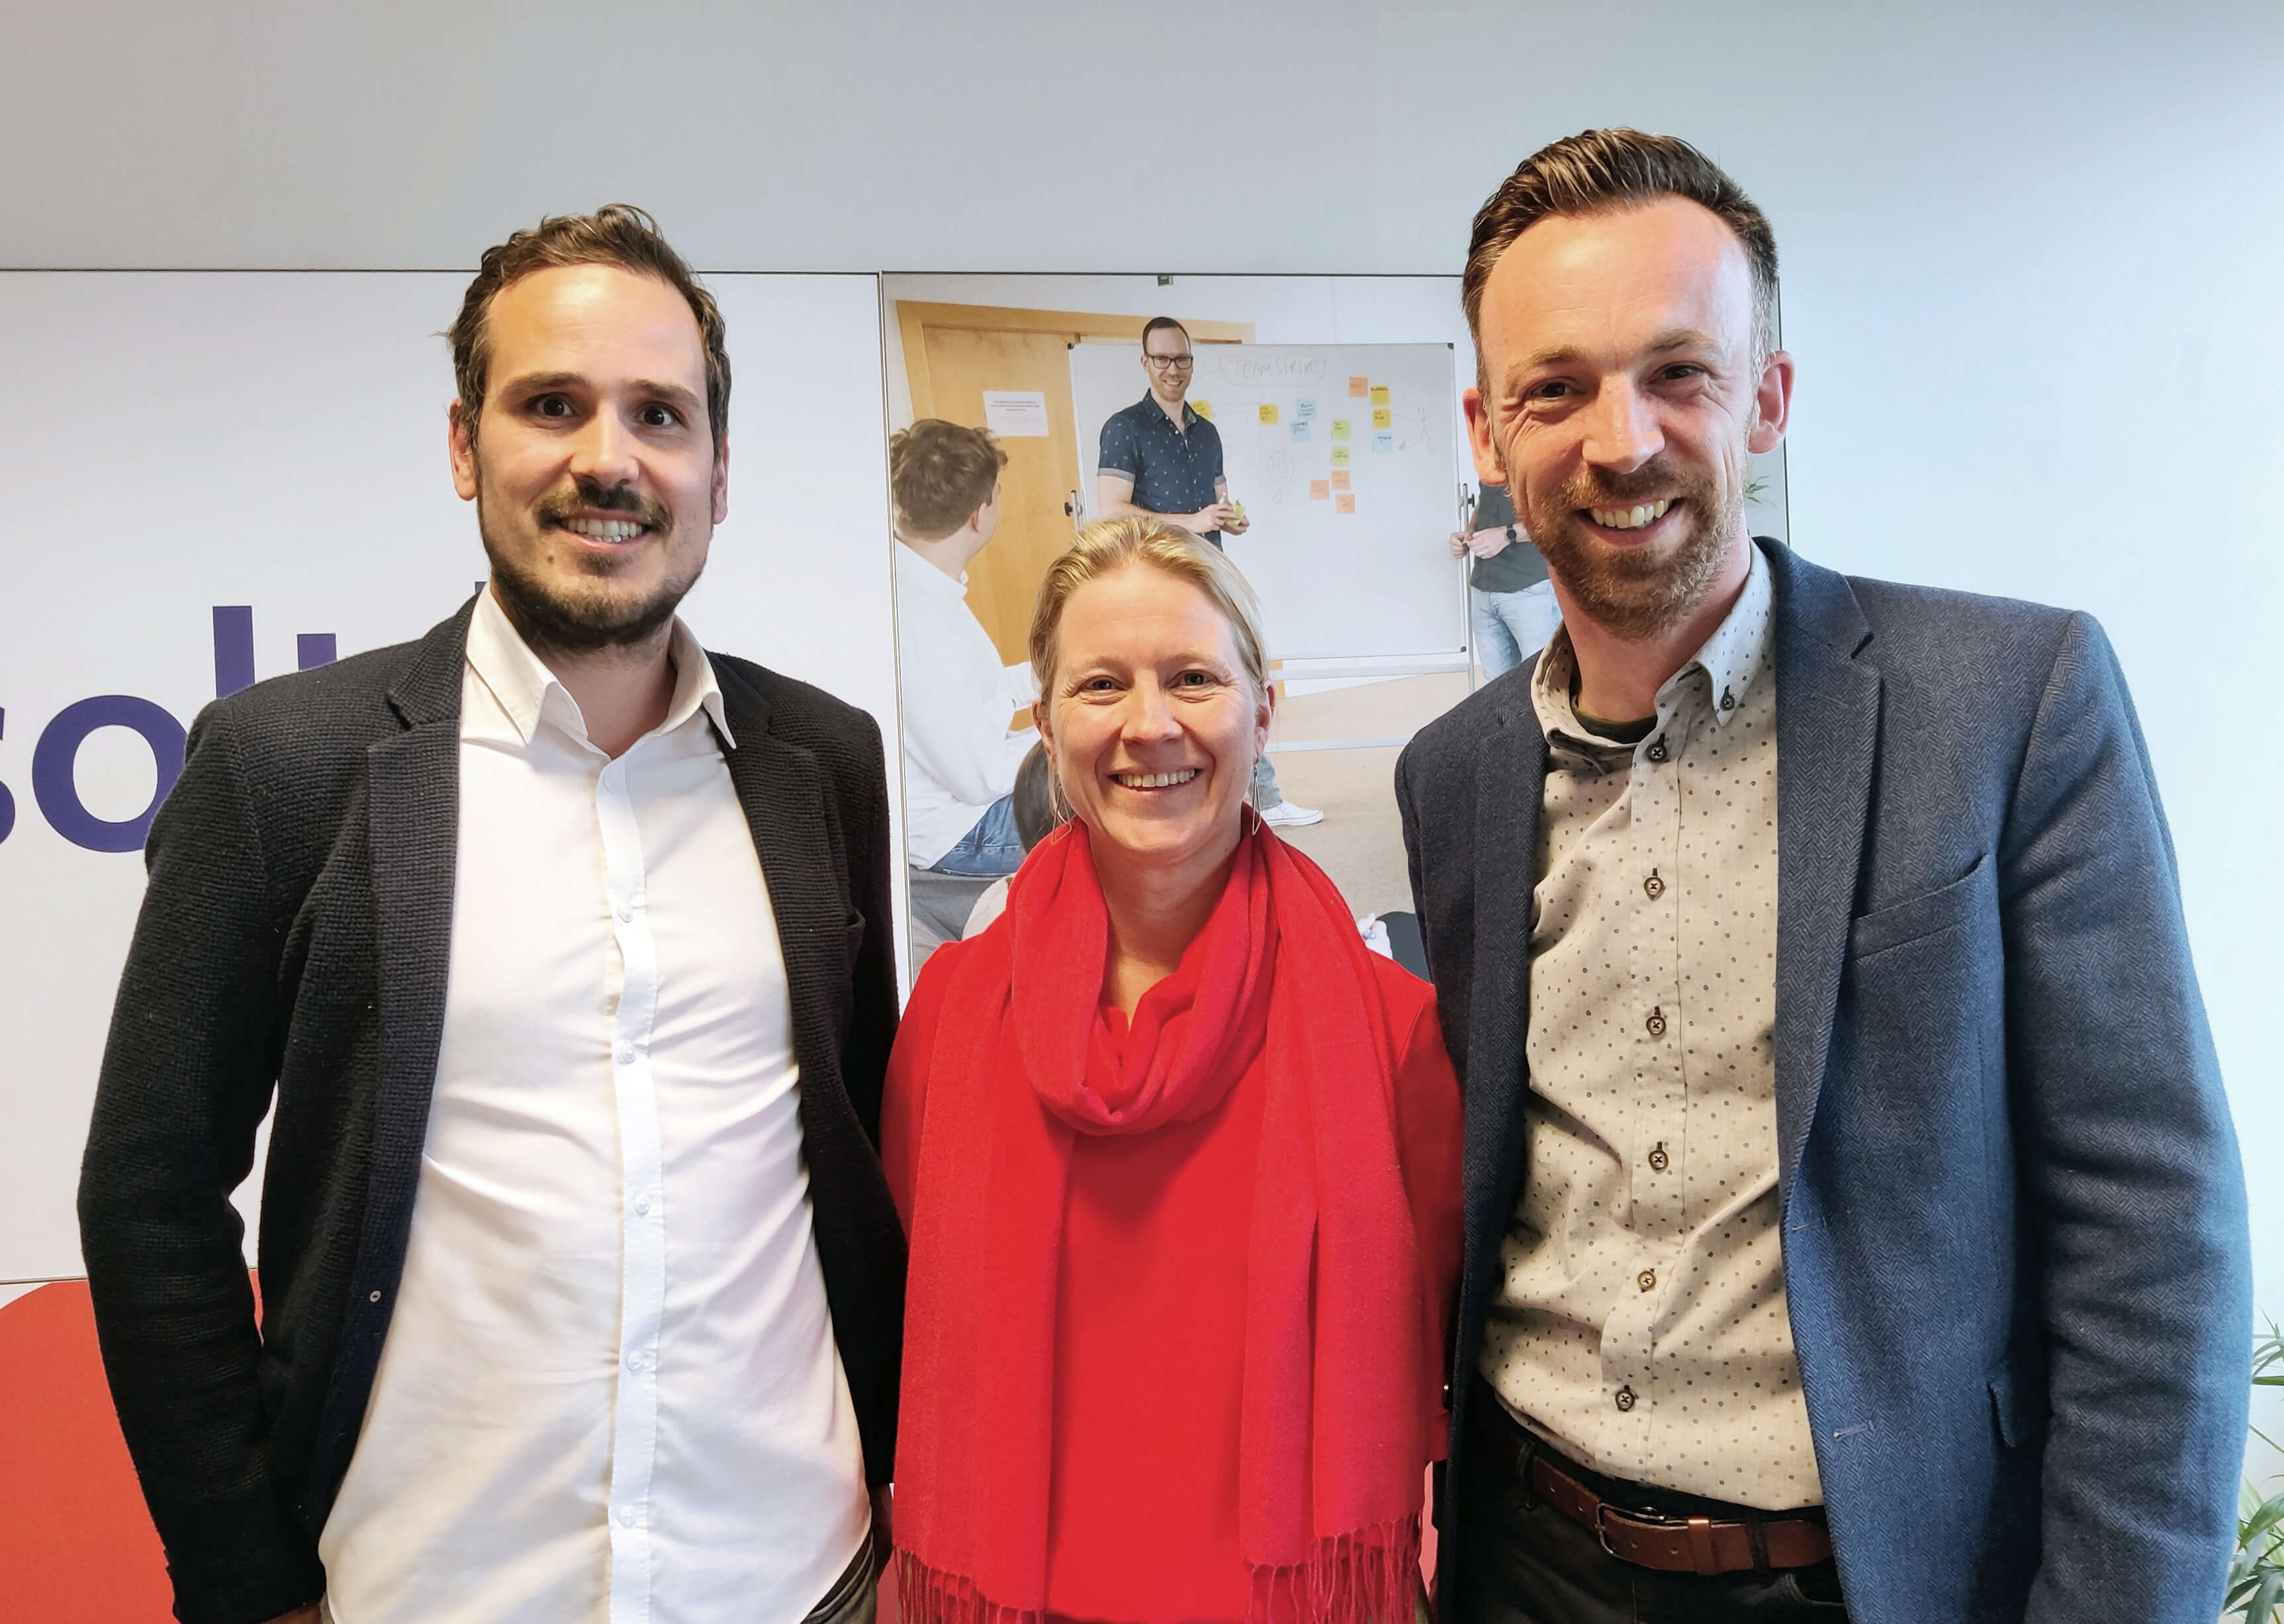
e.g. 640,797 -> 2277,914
1371,407 -> 1392,429
1309,479 -> 1330,500
1369,385 -> 1391,406
1334,493 -> 1356,514
1331,469 -> 1351,490
1349,376 -> 1369,397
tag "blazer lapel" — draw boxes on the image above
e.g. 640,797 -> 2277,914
314,598 -> 472,1506
713,673 -> 850,1119
1766,545 -> 1880,1204
1464,680 -> 1548,1306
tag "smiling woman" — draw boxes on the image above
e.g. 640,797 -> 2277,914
878,516 -> 1464,1624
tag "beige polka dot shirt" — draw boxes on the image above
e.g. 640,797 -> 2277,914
1480,545 -> 1823,1510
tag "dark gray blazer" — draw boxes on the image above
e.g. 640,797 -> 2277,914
77,599 -> 906,1624
1396,541 -> 2249,1623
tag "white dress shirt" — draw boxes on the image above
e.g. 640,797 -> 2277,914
1482,545 -> 1822,1510
319,589 -> 871,1623
893,541 -> 1037,868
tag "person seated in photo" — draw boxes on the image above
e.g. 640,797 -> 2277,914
1096,316 -> 1321,828
891,418 -> 1038,880
1449,478 -> 1559,679
882,516 -> 1461,1624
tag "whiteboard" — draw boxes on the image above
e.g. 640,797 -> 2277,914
0,271 -> 902,1285
1071,343 -> 1467,662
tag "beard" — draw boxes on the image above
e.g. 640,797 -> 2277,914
1518,454 -> 1743,641
479,475 -> 700,656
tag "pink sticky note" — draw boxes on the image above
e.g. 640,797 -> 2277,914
1348,376 -> 1369,397
1330,470 -> 1351,491
1335,493 -> 1356,514
1309,480 -> 1330,500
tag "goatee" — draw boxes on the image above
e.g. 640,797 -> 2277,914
480,478 -> 696,656
1522,458 -> 1741,641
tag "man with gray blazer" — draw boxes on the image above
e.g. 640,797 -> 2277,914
78,208 -> 901,1624
1397,130 -> 2248,1622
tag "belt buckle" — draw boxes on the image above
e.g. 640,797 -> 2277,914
1594,1504 -> 1723,1576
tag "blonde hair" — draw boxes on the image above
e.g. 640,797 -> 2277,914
1028,516 -> 1269,701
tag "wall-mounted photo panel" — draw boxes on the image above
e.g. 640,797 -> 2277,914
880,272 -> 1790,982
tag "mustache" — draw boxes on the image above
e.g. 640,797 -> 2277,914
1558,460 -> 1696,510
533,479 -> 673,531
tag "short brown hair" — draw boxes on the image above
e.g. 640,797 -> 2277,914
890,420 -> 1008,540
1463,129 -> 1779,371
448,204 -> 731,452
1140,316 -> 1191,352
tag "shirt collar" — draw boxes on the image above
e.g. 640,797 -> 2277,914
466,585 -> 734,752
1531,541 -> 1774,756
1137,390 -> 1197,430
895,539 -> 971,598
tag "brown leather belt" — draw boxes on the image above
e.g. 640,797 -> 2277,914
1473,1388 -> 1833,1576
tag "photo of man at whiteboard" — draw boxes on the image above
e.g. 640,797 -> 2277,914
1095,316 -> 1322,829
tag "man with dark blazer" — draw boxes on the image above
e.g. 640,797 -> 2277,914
1397,131 -> 2248,1622
77,208 -> 903,1624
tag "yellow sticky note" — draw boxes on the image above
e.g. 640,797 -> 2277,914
1331,419 -> 1351,439
1330,469 -> 1351,491
1334,493 -> 1356,514
1191,398 -> 1212,419
1309,479 -> 1330,500
1330,445 -> 1351,467
1349,376 -> 1369,397
1372,407 -> 1393,429
1370,385 -> 1391,407
1258,402 -> 1279,424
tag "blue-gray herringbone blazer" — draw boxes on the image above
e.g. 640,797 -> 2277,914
1396,540 -> 2249,1623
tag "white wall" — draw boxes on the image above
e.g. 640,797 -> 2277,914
9,0 -> 2279,1447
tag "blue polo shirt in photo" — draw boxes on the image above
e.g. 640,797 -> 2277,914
1098,392 -> 1226,544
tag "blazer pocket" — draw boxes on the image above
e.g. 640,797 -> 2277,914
843,911 -> 866,966
1847,852 -> 1989,961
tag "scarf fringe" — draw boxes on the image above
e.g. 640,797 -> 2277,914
895,1549 -> 1044,1624
1244,1516 -> 1423,1624
898,1516 -> 1420,1624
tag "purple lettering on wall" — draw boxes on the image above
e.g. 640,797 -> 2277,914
213,607 -> 255,698
297,633 -> 339,670
0,707 -> 13,844
31,696 -> 187,854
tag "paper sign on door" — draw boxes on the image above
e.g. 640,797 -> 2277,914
982,391 -> 1050,437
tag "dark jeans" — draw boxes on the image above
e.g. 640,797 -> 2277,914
1451,1410 -> 1849,1623
929,794 -> 1024,878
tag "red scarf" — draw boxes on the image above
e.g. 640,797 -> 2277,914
894,819 -> 1432,1623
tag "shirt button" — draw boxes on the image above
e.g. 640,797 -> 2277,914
1637,1269 -> 1657,1293
369,1290 -> 383,1303
633,1194 -> 653,1215
1645,735 -> 1669,763
1615,1386 -> 1638,1412
1719,685 -> 1737,711
617,1044 -> 636,1065
1643,869 -> 1665,899
1648,1142 -> 1670,1173
618,1506 -> 637,1527
626,1350 -> 646,1371
616,903 -> 634,924
1645,1007 -> 1667,1038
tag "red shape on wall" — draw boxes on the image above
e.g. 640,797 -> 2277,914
0,1280 -> 177,1618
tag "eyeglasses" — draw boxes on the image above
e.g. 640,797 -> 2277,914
1143,353 -> 1195,371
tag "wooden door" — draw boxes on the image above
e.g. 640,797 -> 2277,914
897,300 -> 1252,662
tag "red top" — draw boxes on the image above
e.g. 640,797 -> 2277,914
884,946 -> 1461,1624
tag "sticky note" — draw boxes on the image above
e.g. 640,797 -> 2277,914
1290,422 -> 1310,442
1296,398 -> 1317,418
1330,445 -> 1351,467
1330,470 -> 1351,490
1258,402 -> 1279,424
1191,399 -> 1212,418
1371,407 -> 1393,429
1370,385 -> 1391,406
1335,494 -> 1356,514
1349,377 -> 1369,397
1309,480 -> 1330,500
1331,419 -> 1351,439
1373,431 -> 1394,453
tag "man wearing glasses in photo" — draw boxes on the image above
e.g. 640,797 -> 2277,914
1095,316 -> 1322,827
